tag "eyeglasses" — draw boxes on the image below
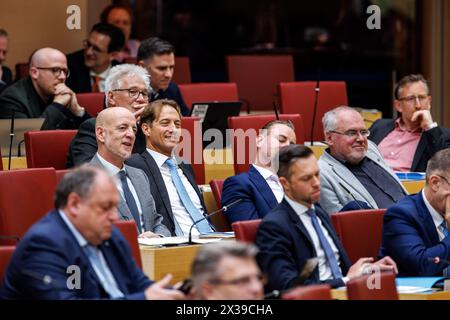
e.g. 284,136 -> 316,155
112,88 -> 149,100
35,67 -> 70,78
329,129 -> 370,138
83,39 -> 108,54
209,274 -> 265,286
398,95 -> 429,105
436,174 -> 450,186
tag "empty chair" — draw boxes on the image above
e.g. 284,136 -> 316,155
25,130 -> 77,170
0,246 -> 15,285
331,209 -> 386,264
228,114 -> 305,174
282,284 -> 332,300
0,168 -> 57,242
76,92 -> 105,117
278,81 -> 348,142
114,221 -> 142,269
209,179 -> 231,232
347,272 -> 398,300
231,219 -> 262,243
180,116 -> 205,184
173,56 -> 192,84
226,55 -> 294,111
178,83 -> 239,111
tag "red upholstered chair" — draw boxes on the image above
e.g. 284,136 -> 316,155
331,209 -> 386,264
0,246 -> 15,285
347,272 -> 398,300
173,56 -> 192,84
55,169 -> 71,185
278,81 -> 348,142
114,221 -> 142,269
15,63 -> 29,81
0,168 -> 57,243
180,116 -> 204,184
178,83 -> 239,111
123,57 -> 138,64
228,114 -> 305,174
282,284 -> 332,300
208,179 -> 231,232
232,219 -> 261,243
76,93 -> 105,117
25,130 -> 77,170
226,55 -> 294,111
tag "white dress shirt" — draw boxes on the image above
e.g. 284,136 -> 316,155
422,189 -> 447,241
147,148 -> 204,236
252,164 -> 284,203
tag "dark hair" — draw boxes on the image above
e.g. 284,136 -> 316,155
277,144 -> 314,179
394,74 -> 429,99
100,4 -> 134,23
140,99 -> 181,125
137,37 -> 174,61
0,28 -> 8,38
262,119 -> 295,131
426,149 -> 450,181
90,22 -> 125,53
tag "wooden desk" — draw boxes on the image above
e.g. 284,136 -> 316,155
1,156 -> 27,170
140,244 -> 202,284
331,288 -> 450,300
402,180 -> 425,194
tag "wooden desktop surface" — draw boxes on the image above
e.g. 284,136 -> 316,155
331,288 -> 450,300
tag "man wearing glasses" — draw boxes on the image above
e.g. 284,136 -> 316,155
381,149 -> 450,276
318,106 -> 407,214
0,47 -> 89,129
369,74 -> 450,172
66,23 -> 124,93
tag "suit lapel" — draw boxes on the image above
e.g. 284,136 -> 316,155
281,200 -> 315,251
248,165 -> 278,209
411,134 -> 427,172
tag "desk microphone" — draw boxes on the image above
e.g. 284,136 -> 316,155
429,256 -> 450,266
338,182 -> 373,210
310,68 -> 321,147
22,269 -> 53,286
7,111 -> 15,170
188,198 -> 243,244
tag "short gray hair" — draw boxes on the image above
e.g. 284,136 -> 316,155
104,64 -> 151,107
426,148 -> 450,182
322,105 -> 359,133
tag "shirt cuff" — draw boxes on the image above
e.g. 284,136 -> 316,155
425,122 -> 438,131
342,276 -> 350,284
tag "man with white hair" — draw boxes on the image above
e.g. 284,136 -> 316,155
0,47 -> 89,129
66,63 -> 150,167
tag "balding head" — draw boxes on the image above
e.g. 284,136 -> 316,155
30,48 -> 66,67
95,107 -> 137,168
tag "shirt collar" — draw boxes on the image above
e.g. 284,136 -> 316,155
95,153 -> 123,176
58,209 -> 88,248
89,64 -> 111,79
284,196 -> 315,216
252,164 -> 276,180
146,148 -> 172,168
422,189 -> 444,230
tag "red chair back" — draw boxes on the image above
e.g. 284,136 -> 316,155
25,130 -> 77,170
114,221 -> 142,269
173,56 -> 192,84
0,168 -> 57,242
228,114 -> 305,174
347,272 -> 398,300
232,219 -> 262,243
180,117 -> 204,184
278,81 -> 348,141
55,169 -> 71,185
76,93 -> 105,117
227,55 -> 294,111
178,83 -> 239,111
331,209 -> 386,263
15,63 -> 29,80
282,284 -> 332,300
0,246 -> 15,285
208,179 -> 231,232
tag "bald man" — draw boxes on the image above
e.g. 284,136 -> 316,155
90,107 -> 170,237
0,47 -> 90,129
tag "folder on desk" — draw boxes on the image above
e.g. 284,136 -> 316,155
396,277 -> 445,291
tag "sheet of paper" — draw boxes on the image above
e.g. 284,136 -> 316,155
138,236 -> 222,246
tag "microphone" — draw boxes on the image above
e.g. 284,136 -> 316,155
310,68 -> 320,147
428,256 -> 450,266
22,269 -> 53,286
8,111 -> 15,170
272,101 -> 279,120
188,198 -> 243,244
338,182 -> 373,210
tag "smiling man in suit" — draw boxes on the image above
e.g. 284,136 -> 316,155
90,107 -> 170,238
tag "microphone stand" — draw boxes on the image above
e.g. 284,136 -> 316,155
310,68 -> 320,147
8,111 -> 15,170
188,198 -> 243,245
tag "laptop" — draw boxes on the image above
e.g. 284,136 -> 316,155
0,118 -> 45,157
190,101 -> 242,148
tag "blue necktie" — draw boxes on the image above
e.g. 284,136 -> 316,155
439,221 -> 450,277
165,158 -> 213,234
308,208 -> 343,279
84,245 -> 124,299
117,170 -> 142,233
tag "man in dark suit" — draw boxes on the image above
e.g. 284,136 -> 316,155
66,64 -> 150,167
0,47 -> 89,129
0,29 -> 12,92
255,144 -> 397,291
126,99 -> 211,236
221,120 -> 296,224
370,74 -> 450,172
0,165 -> 184,299
381,149 -> 450,276
137,37 -> 189,116
66,23 -> 124,93
90,107 -> 170,237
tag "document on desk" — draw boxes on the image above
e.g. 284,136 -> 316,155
396,277 -> 444,293
138,236 -> 222,247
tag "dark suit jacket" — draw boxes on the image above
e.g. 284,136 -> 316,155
0,210 -> 152,300
0,77 -> 90,129
151,82 -> 189,116
126,151 -> 207,235
66,118 -> 146,168
0,65 -> 12,92
255,199 -> 351,291
221,165 -> 278,224
369,118 -> 450,172
380,192 -> 450,276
